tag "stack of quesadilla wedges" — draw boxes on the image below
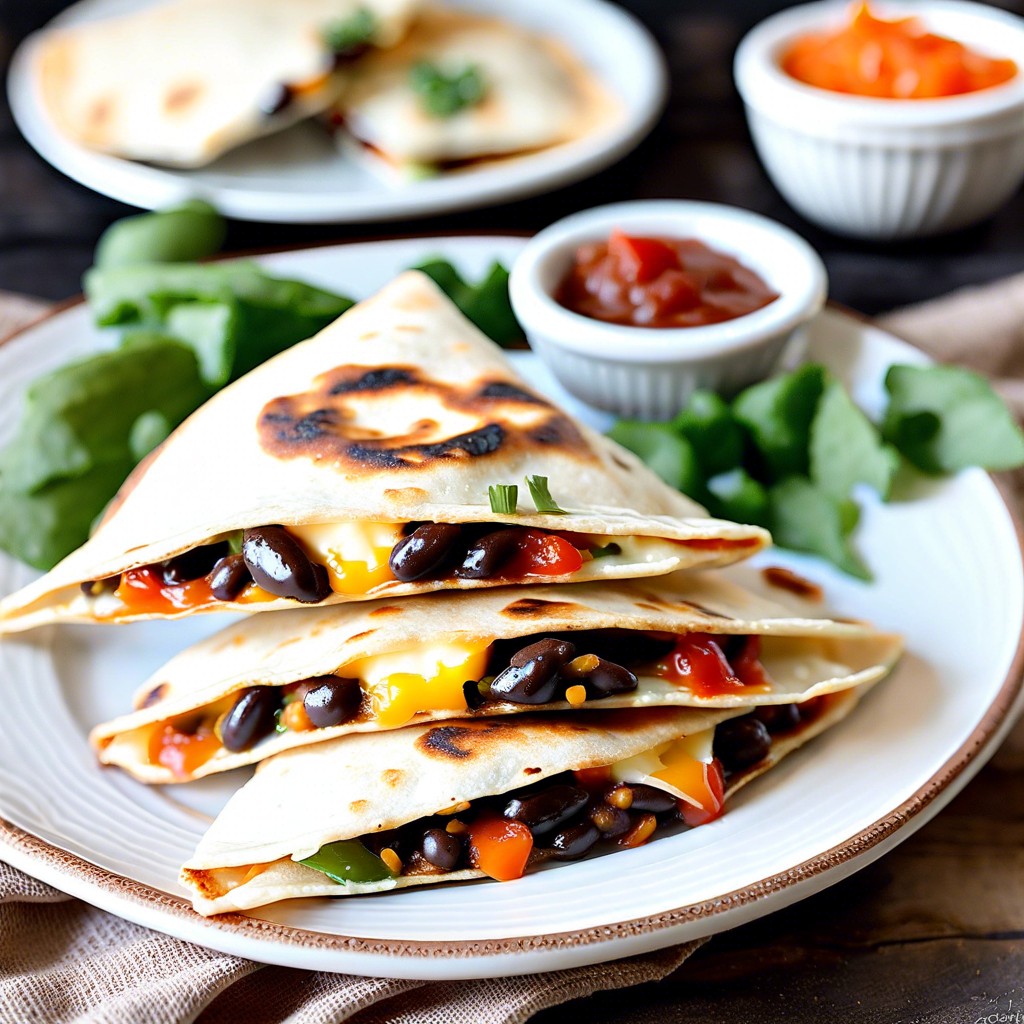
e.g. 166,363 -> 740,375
32,0 -> 618,173
5,271 -> 901,916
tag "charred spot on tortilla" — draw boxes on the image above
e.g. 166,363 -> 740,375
348,629 -> 376,642
611,453 -> 633,472
349,800 -> 369,813
329,367 -> 417,394
418,720 -> 505,760
680,601 -> 732,620
259,368 -> 589,468
529,418 -> 581,447
477,381 -> 544,404
164,82 -> 202,113
138,683 -> 168,710
368,605 -> 403,617
501,598 -> 577,617
761,566 -> 824,602
383,769 -> 404,787
637,591 -> 731,620
88,96 -> 113,128
346,422 -> 505,468
524,767 -> 542,775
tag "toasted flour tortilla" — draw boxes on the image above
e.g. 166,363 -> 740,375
180,693 -> 869,916
91,570 -> 902,783
34,0 -> 419,167
336,7 -> 618,169
0,273 -> 768,635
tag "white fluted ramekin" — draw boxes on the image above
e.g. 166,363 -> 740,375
508,200 -> 827,420
735,0 -> 1024,240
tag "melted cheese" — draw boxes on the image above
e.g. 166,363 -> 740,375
289,521 -> 403,595
344,641 -> 491,729
611,728 -> 717,809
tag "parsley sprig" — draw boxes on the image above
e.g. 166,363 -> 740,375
410,61 -> 486,118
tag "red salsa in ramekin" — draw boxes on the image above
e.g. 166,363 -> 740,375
554,229 -> 779,329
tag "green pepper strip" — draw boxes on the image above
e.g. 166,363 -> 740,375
299,840 -> 396,884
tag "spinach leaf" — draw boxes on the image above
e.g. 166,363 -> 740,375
733,364 -> 827,480
768,477 -> 870,581
811,380 -> 899,500
414,259 -> 522,347
883,364 -> 1024,474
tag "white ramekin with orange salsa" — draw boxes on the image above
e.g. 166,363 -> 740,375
734,1 -> 1024,239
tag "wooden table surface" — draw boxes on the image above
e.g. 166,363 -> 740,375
1,1 -> 1023,1020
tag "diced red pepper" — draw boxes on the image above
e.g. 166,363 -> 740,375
573,765 -> 613,791
148,721 -> 220,778
658,634 -> 743,698
467,815 -> 534,881
608,229 -> 680,283
679,758 -> 726,827
115,566 -> 214,615
501,530 -> 584,578
731,635 -> 774,689
658,634 -> 772,697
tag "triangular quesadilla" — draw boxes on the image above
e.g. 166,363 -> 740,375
34,0 -> 420,167
91,570 -> 901,783
0,273 -> 768,634
180,691 -> 872,915
334,7 -> 618,174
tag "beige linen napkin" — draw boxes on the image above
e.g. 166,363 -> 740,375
1,273 -> 1022,1024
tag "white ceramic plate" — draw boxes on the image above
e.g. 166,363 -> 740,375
0,237 -> 1022,980
5,0 -> 665,224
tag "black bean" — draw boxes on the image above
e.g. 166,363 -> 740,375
714,716 -> 772,773
547,821 -> 601,860
463,679 -> 485,710
160,542 -> 229,585
588,803 -> 631,837
503,783 -> 588,837
569,629 -> 677,668
453,528 -> 521,579
241,526 -> 332,603
420,828 -> 464,871
389,522 -> 462,581
219,688 -> 281,752
207,554 -> 252,601
302,676 -> 361,728
754,703 -> 802,735
577,657 -> 638,699
628,783 -> 677,814
489,638 -> 576,704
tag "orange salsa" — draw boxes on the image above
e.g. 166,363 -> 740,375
781,2 -> 1017,99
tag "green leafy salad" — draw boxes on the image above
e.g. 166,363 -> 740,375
0,201 -> 522,570
610,363 -> 1024,579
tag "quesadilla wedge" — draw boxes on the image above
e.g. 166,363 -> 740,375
0,272 -> 768,635
332,7 -> 618,176
91,570 -> 901,783
34,0 -> 420,167
180,693 -> 871,916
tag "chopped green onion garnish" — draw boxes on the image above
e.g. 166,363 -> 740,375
589,542 -> 622,559
526,475 -> 566,514
410,61 -> 486,118
488,483 -> 518,515
323,7 -> 376,56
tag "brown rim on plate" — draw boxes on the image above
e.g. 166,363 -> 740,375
1,245 -> 1023,961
